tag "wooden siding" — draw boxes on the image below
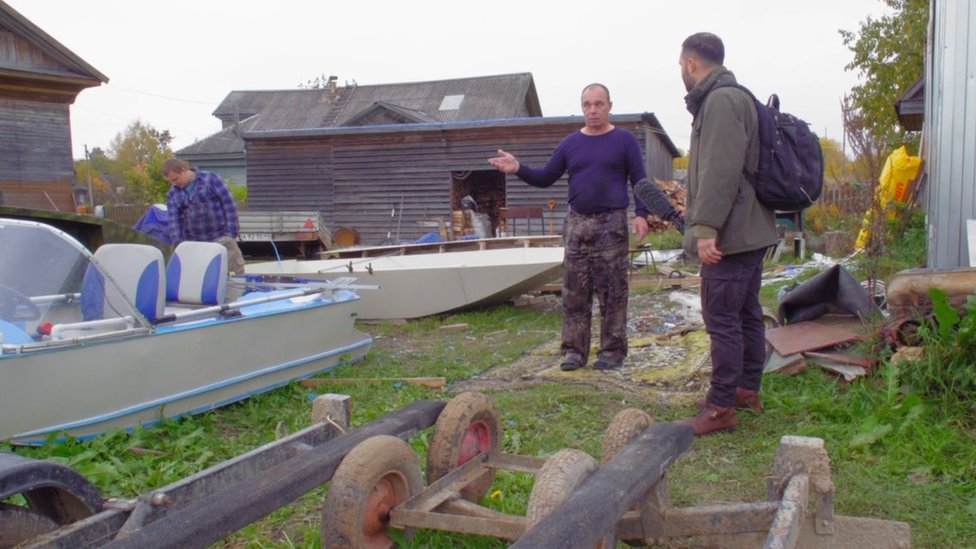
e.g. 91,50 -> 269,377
0,27 -> 63,72
0,97 -> 74,210
245,139 -> 334,213
246,120 -> 676,246
0,180 -> 74,211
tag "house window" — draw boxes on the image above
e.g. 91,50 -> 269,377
439,94 -> 464,111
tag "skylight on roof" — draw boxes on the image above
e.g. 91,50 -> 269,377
439,94 -> 464,111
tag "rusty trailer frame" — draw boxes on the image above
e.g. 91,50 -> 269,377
9,397 -> 444,549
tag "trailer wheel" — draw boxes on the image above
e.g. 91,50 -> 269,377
601,408 -> 654,464
321,435 -> 422,549
601,408 -> 656,546
0,503 -> 58,548
426,392 -> 501,502
526,449 -> 614,548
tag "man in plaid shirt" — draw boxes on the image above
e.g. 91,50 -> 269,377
163,158 -> 246,274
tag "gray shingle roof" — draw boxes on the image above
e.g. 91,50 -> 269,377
180,73 -> 541,156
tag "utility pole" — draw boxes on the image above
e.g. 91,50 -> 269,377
84,144 -> 94,214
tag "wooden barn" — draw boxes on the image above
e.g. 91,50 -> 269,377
242,113 -> 679,245
178,73 -> 543,187
0,1 -> 107,211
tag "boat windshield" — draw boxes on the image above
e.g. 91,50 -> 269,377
0,219 -> 144,346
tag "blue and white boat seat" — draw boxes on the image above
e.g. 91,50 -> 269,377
166,242 -> 228,306
82,244 -> 166,323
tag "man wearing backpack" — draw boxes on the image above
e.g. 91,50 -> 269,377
678,32 -> 778,436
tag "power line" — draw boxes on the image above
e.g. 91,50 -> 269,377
110,85 -> 215,105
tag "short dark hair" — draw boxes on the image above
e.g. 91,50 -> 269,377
682,32 -> 725,65
162,158 -> 188,174
581,83 -> 611,102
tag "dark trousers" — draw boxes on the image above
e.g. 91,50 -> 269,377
561,208 -> 629,365
701,247 -> 768,407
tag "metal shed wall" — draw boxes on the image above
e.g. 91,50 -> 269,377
925,0 -> 976,268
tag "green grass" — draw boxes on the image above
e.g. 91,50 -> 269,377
4,221 -> 974,547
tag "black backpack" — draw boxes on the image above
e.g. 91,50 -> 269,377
710,82 -> 824,211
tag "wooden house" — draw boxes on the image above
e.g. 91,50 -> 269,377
178,73 -> 542,187
242,113 -> 679,245
0,0 -> 107,211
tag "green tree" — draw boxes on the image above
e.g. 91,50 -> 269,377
73,159 -> 114,206
820,137 -> 853,185
672,150 -> 689,171
107,121 -> 174,204
840,0 -> 927,161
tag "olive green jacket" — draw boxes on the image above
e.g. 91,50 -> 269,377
683,67 -> 777,257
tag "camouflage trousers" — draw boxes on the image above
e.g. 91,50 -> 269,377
560,208 -> 630,365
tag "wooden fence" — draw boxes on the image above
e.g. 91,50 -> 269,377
102,203 -> 149,227
818,186 -> 871,213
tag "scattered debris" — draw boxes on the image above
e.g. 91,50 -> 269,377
439,323 -> 469,332
764,349 -> 808,374
777,264 -> 881,324
890,346 -> 925,365
765,318 -> 865,356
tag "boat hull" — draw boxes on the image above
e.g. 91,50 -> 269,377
246,247 -> 564,320
1,297 -> 371,445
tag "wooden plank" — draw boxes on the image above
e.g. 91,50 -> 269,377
511,422 -> 694,548
764,474 -> 808,549
57,399 -> 446,549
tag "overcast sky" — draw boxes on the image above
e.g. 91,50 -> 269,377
9,0 -> 893,160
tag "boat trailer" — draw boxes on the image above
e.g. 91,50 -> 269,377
1,392 -> 911,548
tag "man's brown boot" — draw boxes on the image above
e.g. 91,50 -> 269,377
696,388 -> 763,413
685,403 -> 737,436
733,388 -> 763,413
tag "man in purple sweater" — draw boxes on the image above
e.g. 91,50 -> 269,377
490,83 -> 681,371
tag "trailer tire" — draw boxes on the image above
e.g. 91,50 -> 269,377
0,503 -> 58,548
526,449 -> 614,547
426,392 -> 500,502
601,408 -> 654,464
321,435 -> 422,549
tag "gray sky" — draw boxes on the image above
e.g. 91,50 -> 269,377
9,0 -> 893,160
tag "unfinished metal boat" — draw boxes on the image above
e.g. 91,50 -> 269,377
245,245 -> 564,320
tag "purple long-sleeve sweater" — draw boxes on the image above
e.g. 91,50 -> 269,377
514,128 -> 649,217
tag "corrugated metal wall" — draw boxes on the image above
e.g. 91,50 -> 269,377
246,120 -> 675,246
925,0 -> 976,268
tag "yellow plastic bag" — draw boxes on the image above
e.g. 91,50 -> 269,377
855,146 -> 921,250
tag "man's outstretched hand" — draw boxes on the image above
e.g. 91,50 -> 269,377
488,149 -> 520,174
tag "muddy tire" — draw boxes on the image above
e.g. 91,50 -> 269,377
526,449 -> 614,547
426,392 -> 501,502
321,435 -> 422,549
601,408 -> 654,465
0,503 -> 58,548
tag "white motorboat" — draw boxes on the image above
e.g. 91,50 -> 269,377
0,218 -> 372,445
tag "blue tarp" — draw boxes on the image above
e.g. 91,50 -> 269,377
134,204 -> 176,245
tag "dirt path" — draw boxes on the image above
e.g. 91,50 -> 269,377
454,291 -> 712,406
